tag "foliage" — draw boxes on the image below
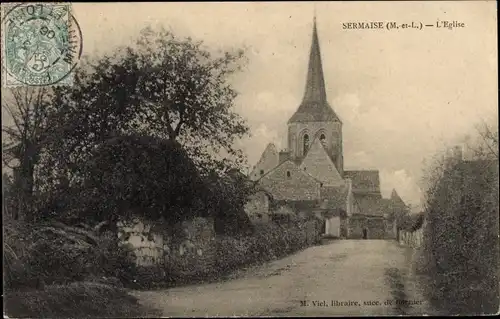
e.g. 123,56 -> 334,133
131,25 -> 250,174
206,170 -> 255,236
4,220 -> 137,290
2,87 -> 55,221
40,25 -> 249,197
78,134 -> 209,225
419,122 -> 499,315
4,281 -> 160,318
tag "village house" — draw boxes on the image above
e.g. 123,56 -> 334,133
249,17 -> 408,239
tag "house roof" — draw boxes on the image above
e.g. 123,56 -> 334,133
258,159 -> 323,184
288,17 -> 341,124
274,199 -> 320,211
344,170 -> 381,193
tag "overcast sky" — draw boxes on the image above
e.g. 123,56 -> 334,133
3,2 -> 497,209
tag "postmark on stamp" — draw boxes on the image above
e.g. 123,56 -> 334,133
2,3 -> 83,87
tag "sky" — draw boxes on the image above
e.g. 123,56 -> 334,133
2,2 -> 497,209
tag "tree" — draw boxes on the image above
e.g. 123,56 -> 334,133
44,25 -> 250,190
2,87 -> 53,221
205,169 -> 255,237
467,119 -> 498,160
419,120 -> 499,314
131,26 -> 250,175
59,134 -> 210,225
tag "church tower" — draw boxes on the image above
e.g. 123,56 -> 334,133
287,17 -> 344,175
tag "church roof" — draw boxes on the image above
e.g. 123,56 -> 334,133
257,159 -> 322,184
344,170 -> 381,193
300,136 -> 343,185
288,17 -> 342,124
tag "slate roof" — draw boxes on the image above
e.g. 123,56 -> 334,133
289,102 -> 341,124
288,18 -> 342,124
274,199 -> 320,211
258,159 -> 322,184
344,170 -> 381,193
300,136 -> 343,185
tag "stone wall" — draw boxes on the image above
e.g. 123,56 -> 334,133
244,191 -> 271,224
117,219 -> 165,266
167,217 -> 217,275
117,217 -> 216,267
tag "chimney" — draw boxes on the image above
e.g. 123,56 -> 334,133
453,145 -> 463,161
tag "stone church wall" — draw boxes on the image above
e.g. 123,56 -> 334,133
288,121 -> 343,172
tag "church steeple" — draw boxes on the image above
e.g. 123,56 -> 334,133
286,16 -> 344,175
288,17 -> 341,124
302,16 -> 327,104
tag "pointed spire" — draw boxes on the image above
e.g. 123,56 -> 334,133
288,16 -> 341,124
302,16 -> 327,104
391,189 -> 406,208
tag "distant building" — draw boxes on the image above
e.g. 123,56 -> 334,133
249,17 -> 408,239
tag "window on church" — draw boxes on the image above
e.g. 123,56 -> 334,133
320,134 -> 326,146
303,134 -> 310,155
260,169 -> 264,175
286,171 -> 291,178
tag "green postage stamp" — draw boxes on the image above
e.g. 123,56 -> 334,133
1,3 -> 82,87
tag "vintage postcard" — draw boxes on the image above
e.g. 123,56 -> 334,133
2,1 -> 498,317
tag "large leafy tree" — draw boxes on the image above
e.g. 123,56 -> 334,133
44,25 -> 250,189
78,134 -> 209,225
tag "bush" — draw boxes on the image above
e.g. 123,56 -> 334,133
421,159 -> 499,315
4,281 -> 159,318
4,221 -> 137,290
122,219 -> 321,289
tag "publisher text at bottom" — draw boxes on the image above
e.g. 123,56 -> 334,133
299,300 -> 424,307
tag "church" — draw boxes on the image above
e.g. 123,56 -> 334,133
248,18 -> 408,239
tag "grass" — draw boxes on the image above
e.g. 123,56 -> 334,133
4,281 -> 161,318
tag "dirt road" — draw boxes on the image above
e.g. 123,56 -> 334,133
132,240 -> 437,317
